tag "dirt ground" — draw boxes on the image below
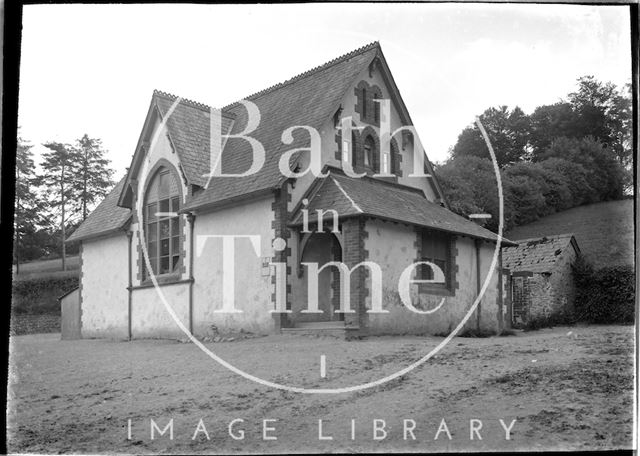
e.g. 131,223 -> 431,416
6,325 -> 636,454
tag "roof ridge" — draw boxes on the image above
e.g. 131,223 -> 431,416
221,41 -> 380,110
513,233 -> 575,244
329,166 -> 425,196
153,89 -> 213,113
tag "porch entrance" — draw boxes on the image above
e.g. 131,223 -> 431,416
298,232 -> 344,323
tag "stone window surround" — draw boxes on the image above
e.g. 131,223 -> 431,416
137,159 -> 186,287
414,227 -> 459,297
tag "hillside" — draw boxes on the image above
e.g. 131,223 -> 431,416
13,256 -> 80,282
505,199 -> 634,269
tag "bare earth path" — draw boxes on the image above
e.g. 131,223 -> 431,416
6,325 -> 635,454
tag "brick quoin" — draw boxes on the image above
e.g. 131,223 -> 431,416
271,184 -> 292,330
342,217 -> 368,337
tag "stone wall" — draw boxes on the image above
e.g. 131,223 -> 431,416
10,314 -> 60,336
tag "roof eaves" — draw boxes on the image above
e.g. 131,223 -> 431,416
180,186 -> 276,215
67,220 -> 131,244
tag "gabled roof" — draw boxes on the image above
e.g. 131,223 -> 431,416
67,178 -> 131,243
289,168 -> 515,245
502,234 -> 580,273
180,42 -> 382,212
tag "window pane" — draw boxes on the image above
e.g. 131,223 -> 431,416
161,239 -> 170,256
434,259 -> 447,279
423,231 -> 448,261
147,222 -> 157,242
172,255 -> 180,271
147,203 -> 157,222
158,172 -> 170,198
171,236 -> 180,254
421,260 -> 434,280
147,241 -> 158,259
160,256 -> 170,274
159,220 -> 170,239
171,196 -> 180,212
149,257 -> 158,275
171,218 -> 179,236
159,198 -> 170,215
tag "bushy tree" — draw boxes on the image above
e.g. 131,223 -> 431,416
568,76 -> 632,166
451,106 -> 531,167
435,156 -> 517,231
538,157 -> 591,207
542,137 -> 624,202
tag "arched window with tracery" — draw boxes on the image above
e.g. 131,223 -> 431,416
143,166 -> 182,278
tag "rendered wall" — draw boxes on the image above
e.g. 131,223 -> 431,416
130,284 -> 190,338
364,219 -> 502,335
191,196 -> 276,335
81,234 -> 129,339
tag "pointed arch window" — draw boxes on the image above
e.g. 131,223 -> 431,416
143,167 -> 182,279
363,135 -> 375,170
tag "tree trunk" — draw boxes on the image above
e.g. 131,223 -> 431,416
14,167 -> 20,275
82,150 -> 88,220
61,162 -> 66,271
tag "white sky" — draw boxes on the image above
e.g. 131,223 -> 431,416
18,3 -> 631,181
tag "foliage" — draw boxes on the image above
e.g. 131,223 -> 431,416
442,75 -> 630,232
567,76 -> 632,167
542,137 -> 625,202
75,134 -> 115,220
12,276 -> 79,315
451,106 -> 531,167
572,255 -> 634,324
435,156 -> 516,231
13,133 -> 115,266
14,136 -> 46,264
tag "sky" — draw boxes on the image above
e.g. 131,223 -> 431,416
18,3 -> 632,181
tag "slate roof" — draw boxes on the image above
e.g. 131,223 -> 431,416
290,169 -> 515,245
501,234 -> 580,273
67,178 -> 131,243
163,42 -> 381,212
154,94 -> 235,188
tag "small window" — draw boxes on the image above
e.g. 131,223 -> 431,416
420,229 -> 452,290
363,136 -> 374,168
374,95 -> 380,124
361,87 -> 367,119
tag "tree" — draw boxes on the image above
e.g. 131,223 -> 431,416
451,106 -> 531,167
14,136 -> 44,272
542,136 -> 625,202
74,134 -> 115,220
567,76 -> 632,166
528,102 -> 581,155
538,157 -> 592,208
435,156 -> 517,232
39,142 -> 80,271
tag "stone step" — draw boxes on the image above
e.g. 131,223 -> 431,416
281,321 -> 359,339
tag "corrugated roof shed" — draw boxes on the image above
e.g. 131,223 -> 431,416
502,233 -> 580,273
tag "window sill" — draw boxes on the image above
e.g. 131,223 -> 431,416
417,284 -> 455,297
130,276 -> 193,291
